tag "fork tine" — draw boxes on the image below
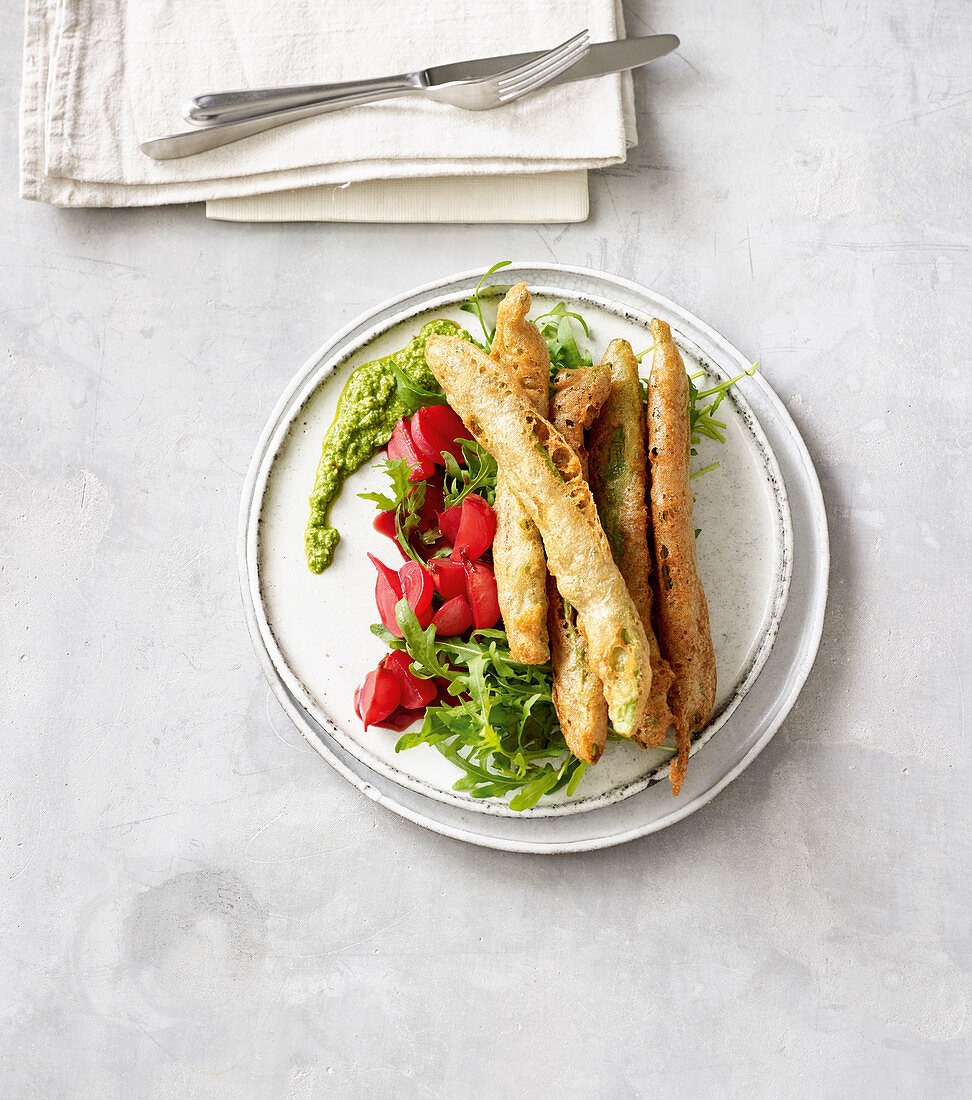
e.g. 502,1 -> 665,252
497,36 -> 589,95
496,30 -> 589,91
498,48 -> 588,97
498,34 -> 589,101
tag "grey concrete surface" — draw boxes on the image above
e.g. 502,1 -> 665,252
2,2 -> 969,1097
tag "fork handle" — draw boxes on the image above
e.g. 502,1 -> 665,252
183,73 -> 422,125
141,82 -> 419,160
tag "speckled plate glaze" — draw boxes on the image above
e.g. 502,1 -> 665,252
239,264 -> 828,852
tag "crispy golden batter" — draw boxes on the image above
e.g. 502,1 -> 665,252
426,335 -> 652,737
646,320 -> 717,793
547,577 -> 607,764
589,339 -> 675,749
550,362 -> 612,453
547,360 -> 611,763
491,283 -> 550,405
489,283 -> 550,664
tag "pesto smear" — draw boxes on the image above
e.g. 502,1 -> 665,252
304,318 -> 461,573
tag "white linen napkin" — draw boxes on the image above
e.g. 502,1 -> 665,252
205,171 -> 590,223
20,0 -> 635,213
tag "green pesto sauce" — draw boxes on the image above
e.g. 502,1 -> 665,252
304,318 -> 462,573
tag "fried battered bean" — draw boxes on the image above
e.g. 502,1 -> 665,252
589,339 -> 675,750
547,360 -> 611,763
646,320 -> 717,793
489,283 -> 551,664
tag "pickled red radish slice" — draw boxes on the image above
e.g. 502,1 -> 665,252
432,595 -> 473,636
398,560 -> 434,615
449,493 -> 496,561
372,510 -> 404,555
387,419 -> 435,481
368,552 -> 403,596
383,649 -> 436,708
458,550 -> 501,629
429,559 -> 466,601
410,405 -> 471,464
354,667 -> 401,729
436,504 -> 463,545
368,553 -> 404,635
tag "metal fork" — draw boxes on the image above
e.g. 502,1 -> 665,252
140,30 -> 589,161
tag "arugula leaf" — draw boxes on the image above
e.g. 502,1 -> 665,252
536,303 -> 594,376
394,599 -> 454,682
690,461 -> 720,481
637,349 -> 759,480
389,603 -> 587,810
459,268 -> 594,376
358,456 -> 409,511
442,439 -> 498,508
358,458 -> 426,563
689,361 -> 759,452
389,360 -> 449,413
370,622 -> 404,647
535,301 -> 592,339
459,260 -> 513,349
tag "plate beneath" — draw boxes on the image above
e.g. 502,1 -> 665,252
239,264 -> 828,852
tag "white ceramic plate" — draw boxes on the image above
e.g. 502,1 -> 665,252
239,264 -> 828,852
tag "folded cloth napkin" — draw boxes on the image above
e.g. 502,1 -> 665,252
205,171 -> 590,223
20,0 -> 635,211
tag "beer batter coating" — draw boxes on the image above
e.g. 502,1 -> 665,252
646,320 -> 717,793
589,339 -> 676,750
547,360 -> 611,763
489,283 -> 551,663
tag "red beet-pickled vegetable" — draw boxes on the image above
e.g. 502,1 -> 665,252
398,560 -> 434,615
449,493 -> 496,562
436,504 -> 463,545
374,580 -> 403,636
429,559 -> 467,601
371,705 -> 425,732
409,411 -> 451,465
422,403 -> 472,442
459,550 -> 501,629
354,666 -> 401,729
368,552 -> 403,594
387,418 -> 435,481
432,595 -> 473,636
369,552 -> 404,635
410,406 -> 471,464
372,509 -> 404,553
383,649 -> 436,708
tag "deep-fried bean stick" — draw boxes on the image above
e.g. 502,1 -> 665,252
547,360 -> 611,764
589,339 -> 675,749
425,335 -> 652,737
489,283 -> 551,664
646,319 -> 717,793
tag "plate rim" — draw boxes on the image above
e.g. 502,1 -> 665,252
238,262 -> 829,852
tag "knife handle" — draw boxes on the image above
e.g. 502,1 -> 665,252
182,73 -> 422,125
142,86 -> 420,160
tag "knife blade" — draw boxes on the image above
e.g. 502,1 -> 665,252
425,33 -> 680,87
